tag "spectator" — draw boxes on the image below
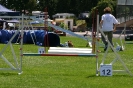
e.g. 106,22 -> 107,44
100,7 -> 118,51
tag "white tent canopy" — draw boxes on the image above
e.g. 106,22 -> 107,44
7,19 -> 19,23
0,4 -> 20,16
0,4 -> 13,12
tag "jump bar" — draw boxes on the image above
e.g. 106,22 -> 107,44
23,53 -> 96,57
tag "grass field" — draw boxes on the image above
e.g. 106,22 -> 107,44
0,36 -> 133,88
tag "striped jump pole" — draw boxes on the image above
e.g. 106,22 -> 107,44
23,53 -> 96,57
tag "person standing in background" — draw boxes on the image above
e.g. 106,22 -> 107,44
100,7 -> 119,51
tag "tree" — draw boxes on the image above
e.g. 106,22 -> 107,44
26,0 -> 37,13
0,0 -> 6,6
37,0 -> 57,18
88,0 -> 117,27
96,0 -> 116,17
56,0 -> 69,13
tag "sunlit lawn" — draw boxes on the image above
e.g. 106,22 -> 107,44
0,36 -> 133,88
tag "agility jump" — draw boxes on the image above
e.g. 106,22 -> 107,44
22,8 -> 98,75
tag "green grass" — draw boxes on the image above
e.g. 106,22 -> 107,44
0,36 -> 133,88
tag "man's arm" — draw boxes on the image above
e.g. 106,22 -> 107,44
100,20 -> 103,28
113,24 -> 117,32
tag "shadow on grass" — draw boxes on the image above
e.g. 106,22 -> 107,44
86,75 -> 97,78
0,72 -> 18,76
86,74 -> 132,78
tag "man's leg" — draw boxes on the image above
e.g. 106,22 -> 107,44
107,31 -> 113,47
101,32 -> 108,45
101,32 -> 108,51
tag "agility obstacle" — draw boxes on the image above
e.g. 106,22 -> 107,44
0,14 -> 40,74
48,47 -> 92,54
23,47 -> 96,56
0,14 -> 27,74
23,53 -> 96,57
0,10 -> 98,75
96,9 -> 132,76
22,8 -> 98,75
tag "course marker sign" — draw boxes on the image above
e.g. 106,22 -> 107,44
100,64 -> 112,76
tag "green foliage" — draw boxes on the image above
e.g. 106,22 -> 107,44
59,22 -> 68,29
76,20 -> 86,26
88,0 -> 117,27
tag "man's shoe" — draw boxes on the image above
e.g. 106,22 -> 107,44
104,46 -> 107,51
104,42 -> 108,51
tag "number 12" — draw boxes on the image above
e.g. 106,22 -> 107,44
102,69 -> 111,75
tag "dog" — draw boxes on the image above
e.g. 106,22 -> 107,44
68,41 -> 74,47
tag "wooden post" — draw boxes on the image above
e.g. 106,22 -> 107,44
92,9 -> 98,53
44,7 -> 49,53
